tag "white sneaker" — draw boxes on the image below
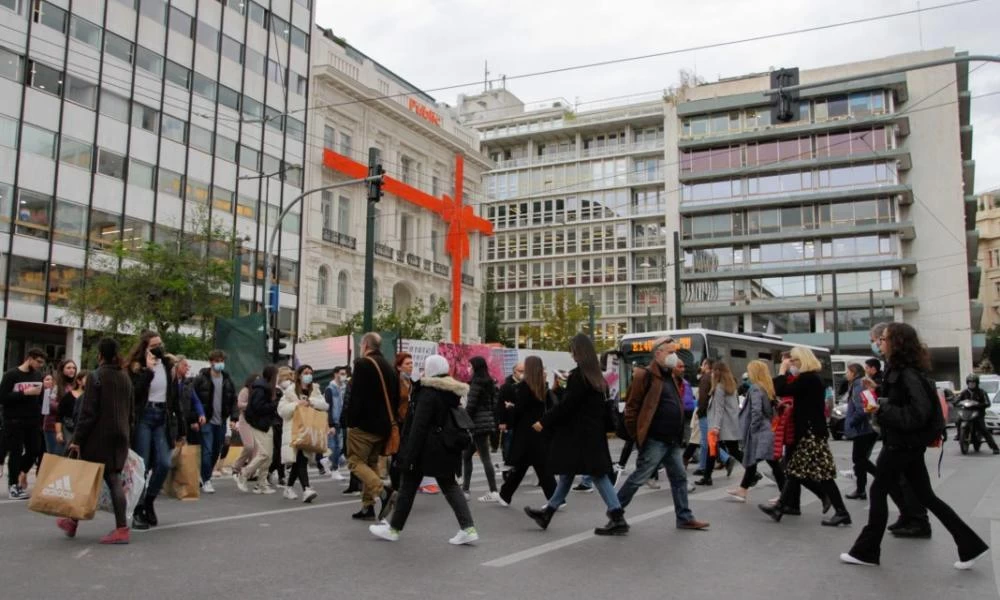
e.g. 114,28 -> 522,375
478,491 -> 501,503
234,474 -> 249,493
320,457 -> 333,472
330,470 -> 346,481
449,527 -> 479,545
955,549 -> 990,570
369,522 -> 400,542
260,484 -> 277,495
202,480 -> 216,494
645,479 -> 661,490
496,495 -> 509,507
252,484 -> 264,495
302,487 -> 318,503
840,553 -> 878,567
212,470 -> 223,479
283,487 -> 298,500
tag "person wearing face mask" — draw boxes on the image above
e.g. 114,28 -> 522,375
277,365 -> 328,503
956,374 -> 999,454
613,337 -> 710,531
192,350 -> 237,493
321,367 -> 348,480
497,363 -> 524,473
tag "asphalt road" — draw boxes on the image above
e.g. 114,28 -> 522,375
1,439 -> 998,600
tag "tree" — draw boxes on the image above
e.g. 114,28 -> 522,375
330,298 -> 450,341
481,280 -> 508,345
521,291 -> 593,351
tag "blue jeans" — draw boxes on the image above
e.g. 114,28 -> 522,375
547,473 -> 621,512
698,416 -> 730,470
44,430 -> 64,457
134,404 -> 172,500
200,422 -> 225,483
617,439 -> 695,526
328,429 -> 343,467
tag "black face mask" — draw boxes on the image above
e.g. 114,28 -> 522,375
150,346 -> 165,360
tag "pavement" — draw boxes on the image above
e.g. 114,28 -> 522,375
1,439 -> 998,600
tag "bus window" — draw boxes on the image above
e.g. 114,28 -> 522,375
758,353 -> 772,361
730,349 -> 747,358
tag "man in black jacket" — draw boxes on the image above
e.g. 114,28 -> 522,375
346,333 -> 400,521
193,350 -> 237,492
956,374 -> 999,454
0,348 -> 47,500
496,363 -> 523,468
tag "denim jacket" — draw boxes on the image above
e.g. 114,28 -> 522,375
844,378 -> 874,439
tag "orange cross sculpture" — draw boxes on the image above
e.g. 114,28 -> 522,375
323,149 -> 494,343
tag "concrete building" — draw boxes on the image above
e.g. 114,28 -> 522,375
0,0 -> 313,369
669,48 -> 978,378
976,188 -> 1000,331
458,88 -> 667,349
299,29 -> 490,343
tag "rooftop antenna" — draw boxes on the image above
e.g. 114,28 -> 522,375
501,74 -> 506,89
917,1 -> 925,50
484,60 -> 490,91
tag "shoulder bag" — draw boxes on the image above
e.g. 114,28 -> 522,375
366,357 -> 400,456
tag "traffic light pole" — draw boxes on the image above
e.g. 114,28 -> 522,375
363,148 -> 385,333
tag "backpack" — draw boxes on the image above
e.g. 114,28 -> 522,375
436,404 -> 475,453
911,372 -> 946,448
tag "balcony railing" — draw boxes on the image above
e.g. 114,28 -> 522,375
633,266 -> 666,281
433,262 -> 450,276
633,235 -> 668,249
322,229 -> 357,250
406,253 -> 422,267
629,170 -> 664,185
374,243 -> 395,259
462,273 -> 474,286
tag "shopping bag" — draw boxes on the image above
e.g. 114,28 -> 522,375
291,406 -> 328,454
28,453 -> 104,520
163,444 -> 201,500
707,429 -> 720,459
97,450 -> 146,522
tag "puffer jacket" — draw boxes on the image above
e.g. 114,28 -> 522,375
398,376 -> 470,478
278,383 -> 329,464
464,376 -> 496,434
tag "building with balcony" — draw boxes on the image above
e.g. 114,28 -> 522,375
458,88 -> 667,348
976,188 -> 1000,331
0,0 -> 313,369
300,29 -> 489,342
667,48 -> 978,378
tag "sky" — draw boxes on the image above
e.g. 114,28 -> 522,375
315,0 -> 1000,194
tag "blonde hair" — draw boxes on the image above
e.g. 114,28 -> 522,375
711,361 -> 737,395
790,346 -> 822,373
746,360 -> 775,400
277,366 -> 295,385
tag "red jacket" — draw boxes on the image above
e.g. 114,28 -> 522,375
772,375 -> 797,458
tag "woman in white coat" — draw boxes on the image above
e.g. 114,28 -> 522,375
278,365 -> 328,503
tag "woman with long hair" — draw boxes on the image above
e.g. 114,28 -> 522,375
727,360 -> 781,502
388,352 -> 414,493
497,356 -> 556,506
55,372 -> 87,453
46,360 -> 78,455
842,323 -> 989,569
231,373 -> 260,477
463,356 -> 500,501
525,334 -> 628,535
278,365 -> 328,503
759,346 -> 850,527
696,361 -> 742,486
844,363 -> 877,501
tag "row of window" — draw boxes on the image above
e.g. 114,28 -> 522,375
493,286 -> 633,321
683,270 -> 898,304
488,127 -> 666,164
315,266 -> 349,308
486,220 -> 669,262
489,256 -> 631,292
487,189 -> 665,230
680,162 -> 898,204
485,158 -> 665,201
680,198 -> 897,240
683,235 -> 897,273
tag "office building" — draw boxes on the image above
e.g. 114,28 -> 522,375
976,188 -> 1000,331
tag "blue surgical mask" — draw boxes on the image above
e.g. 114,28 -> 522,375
789,367 -> 800,376
870,342 -> 882,358
301,374 -> 313,385
212,362 -> 225,372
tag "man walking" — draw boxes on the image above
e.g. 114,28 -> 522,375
496,362 -> 523,471
617,338 -> 709,531
193,350 -> 237,493
346,333 -> 399,521
0,348 -> 47,499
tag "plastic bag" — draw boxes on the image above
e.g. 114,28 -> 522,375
97,449 -> 146,523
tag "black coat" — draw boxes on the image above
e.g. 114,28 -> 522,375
878,364 -> 937,449
130,357 -> 186,443
497,375 -> 518,426
193,368 -> 238,424
74,365 -> 134,472
244,379 -> 277,433
774,371 -> 829,440
464,376 -> 496,434
507,381 -> 548,466
347,351 -> 399,436
542,369 -> 613,476
398,376 -> 470,478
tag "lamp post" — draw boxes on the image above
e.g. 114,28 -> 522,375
238,165 -> 298,315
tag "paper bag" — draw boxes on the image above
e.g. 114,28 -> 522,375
291,406 -> 328,454
163,444 -> 201,500
28,453 -> 104,520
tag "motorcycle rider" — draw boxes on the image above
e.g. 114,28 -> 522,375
956,374 -> 1000,455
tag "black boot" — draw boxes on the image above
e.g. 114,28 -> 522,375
821,495 -> 832,514
758,503 -> 784,523
845,490 -> 867,501
144,495 -> 159,527
131,505 -> 150,531
351,506 -> 375,521
822,511 -> 852,527
524,505 -> 555,530
594,508 -> 629,536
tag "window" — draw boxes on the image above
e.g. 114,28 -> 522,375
218,85 -> 240,111
239,145 -> 258,170
211,186 -> 233,213
316,266 -> 328,305
0,0 -> 20,12
340,132 -> 352,156
28,61 -> 61,95
88,208 -> 121,250
267,59 -> 283,84
242,96 -> 262,120
165,61 -> 190,88
21,124 -> 55,158
130,102 -> 158,133
295,73 -> 307,96
104,32 -> 134,64
139,0 -> 166,22
323,125 -> 335,148
53,200 -> 87,248
286,117 -> 304,142
100,90 -> 129,122
248,1 -> 266,26
161,113 -> 187,143
237,194 -> 256,218
70,15 -> 102,48
294,0 -> 311,7
225,0 -> 245,14
337,271 -> 348,308
0,115 -> 16,148
245,47 -> 265,75
189,124 -> 212,153
34,1 -> 67,33
8,255 -> 47,304
291,27 -> 307,50
337,196 -> 350,234
64,75 -> 97,109
136,46 -> 163,76
15,190 -> 52,239
221,35 -> 242,63
185,73 -> 214,102
128,159 -> 154,189
197,21 -> 218,52
269,14 -> 290,42
169,7 -> 193,38
216,135 -> 237,162
96,148 -> 125,179
186,178 -> 209,204
0,47 -> 22,81
285,164 -> 302,188
59,136 -> 92,170
264,106 -> 283,131
321,192 -> 334,230
158,168 -> 183,196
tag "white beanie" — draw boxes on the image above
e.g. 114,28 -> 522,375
423,354 -> 450,378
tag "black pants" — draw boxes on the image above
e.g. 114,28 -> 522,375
779,444 -> 833,510
462,433 -> 497,493
850,433 -> 878,492
739,459 -> 785,490
499,453 -> 556,504
702,440 -> 743,479
618,439 -> 636,467
103,469 -> 128,529
390,470 -> 474,532
971,416 -> 1000,451
849,446 -> 988,564
4,419 -> 41,487
268,424 -> 285,481
286,449 -> 310,491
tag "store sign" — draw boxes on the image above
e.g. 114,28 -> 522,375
408,98 -> 442,126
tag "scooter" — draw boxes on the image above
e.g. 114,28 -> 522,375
956,398 -> 984,455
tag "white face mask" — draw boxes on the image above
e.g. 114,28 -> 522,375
279,380 -> 292,390
662,353 -> 679,370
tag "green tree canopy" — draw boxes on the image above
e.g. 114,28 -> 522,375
329,298 -> 450,341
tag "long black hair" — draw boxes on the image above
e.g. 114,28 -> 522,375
470,356 -> 495,398
570,334 -> 607,393
884,322 -> 931,372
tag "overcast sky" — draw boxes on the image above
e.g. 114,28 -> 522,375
316,0 -> 1000,194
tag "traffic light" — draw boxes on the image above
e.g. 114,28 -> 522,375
770,67 -> 800,123
271,328 -> 292,363
367,147 -> 384,202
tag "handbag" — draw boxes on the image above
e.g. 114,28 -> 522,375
367,357 -> 400,456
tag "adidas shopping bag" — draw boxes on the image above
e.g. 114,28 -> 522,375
28,453 -> 104,520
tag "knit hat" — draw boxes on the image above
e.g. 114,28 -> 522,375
424,354 -> 450,378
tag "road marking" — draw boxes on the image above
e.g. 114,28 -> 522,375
136,498 -> 362,532
74,548 -> 91,559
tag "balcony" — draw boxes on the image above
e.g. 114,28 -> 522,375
423,258 -> 432,272
491,139 -> 666,172
633,266 -> 667,281
628,170 -> 664,185
322,229 -> 357,250
374,243 -> 395,259
462,273 -> 474,286
434,262 -> 450,276
632,234 -> 668,248
406,253 -> 422,267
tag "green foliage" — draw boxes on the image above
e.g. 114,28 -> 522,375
521,291 -> 593,351
482,280 -> 508,345
331,298 -> 450,341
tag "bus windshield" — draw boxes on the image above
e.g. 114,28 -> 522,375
618,333 -> 706,398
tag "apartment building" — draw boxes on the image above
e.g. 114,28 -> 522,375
0,0 -> 313,368
976,188 -> 1000,331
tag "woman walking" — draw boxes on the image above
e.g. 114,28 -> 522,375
696,362 -> 742,486
524,334 -> 627,536
278,366 -> 327,503
235,366 -> 279,495
55,372 -> 86,454
727,360 -> 780,502
44,360 -> 78,455
388,353 -> 414,493
462,356 -> 500,502
230,373 -> 259,477
842,323 -> 989,569
496,356 -> 556,507
56,338 -> 134,544
369,354 -> 479,545
759,347 -> 850,527
844,363 -> 877,501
